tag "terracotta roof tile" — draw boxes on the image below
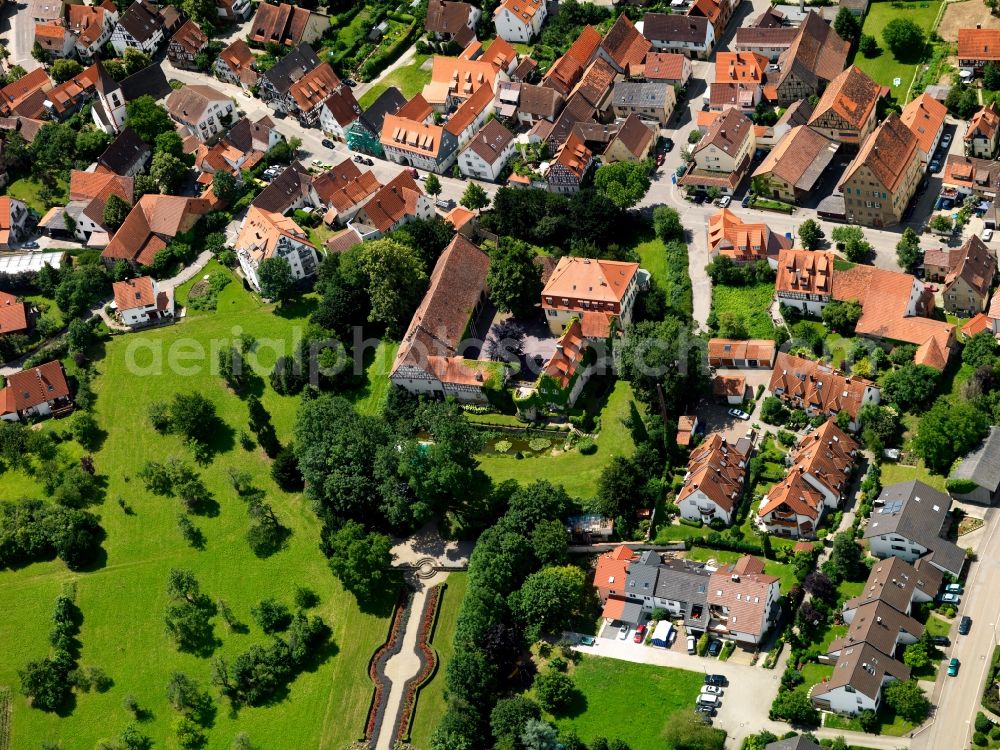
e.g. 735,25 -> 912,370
753,125 -> 839,192
901,93 -> 947,156
600,13 -> 651,72
113,275 -> 156,310
809,65 -> 880,131
841,113 -> 919,194
288,62 -> 341,113
768,352 -> 875,422
966,101 -> 1000,144
606,112 -> 654,159
0,361 -> 70,415
958,28 -> 1000,61
643,52 -> 687,81
170,19 -> 208,54
677,432 -> 751,514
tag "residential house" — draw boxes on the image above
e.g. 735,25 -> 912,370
0,361 -> 72,423
259,43 -> 321,112
345,86 -> 407,157
707,338 -> 776,368
160,6 -> 184,37
734,25 -> 798,62
807,65 -> 880,147
194,137 -> 264,180
939,235 -> 996,317
898,93 -> 947,171
286,62 -> 342,125
443,82 -> 495,148
0,292 -> 31,337
216,0 -> 251,22
518,317 -> 597,415
101,194 -> 211,267
611,80 -> 675,125
752,125 -> 839,204
167,19 -> 207,70
252,161 -> 313,214
319,84 -> 362,141
97,126 -> 151,177
43,61 -> 111,120
221,114 -> 283,154
774,248 -> 833,314
961,302 -> 1000,340
425,0 -> 480,47
381,95 -> 459,174
756,98 -> 813,149
166,84 -> 234,143
812,640 -> 911,715
767,351 -> 880,431
706,207 -> 792,265
62,170 -> 134,244
958,27 -> 1000,74
679,107 -> 754,195
941,154 -> 1000,200
603,113 -> 656,163
570,58 -> 617,115
541,256 -> 645,337
324,227 -> 363,254
390,235 -> 496,402
30,0 -> 63,25
548,131 -> 593,194
546,92 -> 596,150
677,432 -> 752,525
642,13 -> 715,59
473,38 -> 521,76
713,374 -> 747,404
0,197 -> 29,249
965,101 -> 1000,159
833,263 -> 956,370
707,556 -> 781,645
843,556 -> 942,620
839,114 -> 922,228
593,545 -> 638,603
112,275 -> 172,327
633,553 -> 714,632
214,39 -> 259,90
493,0 -> 546,43
91,63 -> 172,134
458,118 -> 515,181
69,1 -> 119,61
542,25 -> 602,96
765,12 -> 849,105
421,56 -> 503,112
758,419 -> 858,538
496,82 -> 564,126
311,159 -> 381,225
710,51 -> 767,111
687,0 -> 733,38
0,68 -> 53,119
677,415 -> 699,447
235,205 -> 318,292
596,13 -> 651,76
111,0 -> 167,55
350,171 -> 433,239
34,21 -> 77,59
949,426 -> 1000,505
863,480 -> 966,578
247,2 -> 326,47
643,52 -> 692,86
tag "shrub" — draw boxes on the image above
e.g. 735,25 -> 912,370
577,438 -> 597,455
975,712 -> 992,734
495,440 -> 513,454
528,438 -> 551,452
973,732 -> 988,747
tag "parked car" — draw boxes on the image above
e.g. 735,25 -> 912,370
741,194 -> 751,208
707,639 -> 722,657
354,155 -> 366,164
945,583 -> 964,594
696,705 -> 716,717
705,674 -> 728,687
931,635 -> 951,647
728,408 -> 750,420
633,624 -> 647,643
311,159 -> 322,166
700,685 -> 723,696
929,159 -> 941,173
618,623 -> 630,640
942,132 -> 952,148
959,616 -> 972,635
435,198 -> 456,210
663,138 -> 674,152
697,694 -> 720,709
687,634 -> 696,654
579,635 -> 596,646
948,657 -> 960,676
408,168 -> 419,179
322,139 -> 335,149
344,78 -> 357,87
717,195 -> 732,208
983,229 -> 994,242
22,241 -> 39,249
940,592 -> 960,604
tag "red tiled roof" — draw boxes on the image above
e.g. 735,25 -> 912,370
542,317 -> 588,388
958,27 -> 1000,61
0,293 -> 29,335
677,432 -> 751,514
775,249 -> 833,296
768,352 -> 874,421
809,65 -> 879,131
113,275 -> 156,310
0,361 -> 70,415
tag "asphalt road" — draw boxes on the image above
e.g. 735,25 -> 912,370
1,0 -> 41,71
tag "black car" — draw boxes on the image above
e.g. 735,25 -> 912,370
695,705 -> 715,717
707,639 -> 722,657
344,78 -> 357,87
353,155 -> 365,163
959,616 -> 972,635
663,138 -> 674,153
704,674 -> 727,688
322,139 -> 335,149
931,635 -> 951,647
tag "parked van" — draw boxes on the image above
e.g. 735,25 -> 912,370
687,634 -> 696,654
697,694 -> 719,709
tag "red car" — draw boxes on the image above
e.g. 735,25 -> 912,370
633,624 -> 647,643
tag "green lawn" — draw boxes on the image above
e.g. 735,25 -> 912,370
837,580 -> 865,604
6,175 -> 68,214
408,573 -> 468,750
712,283 -> 775,338
925,614 -> 951,639
854,0 -> 943,97
824,708 -> 915,736
477,380 -> 638,499
358,54 -> 432,108
634,233 -> 667,284
880,462 -> 947,493
347,340 -> 400,417
0,268 -> 393,749
547,655 -> 704,750
798,662 -> 833,696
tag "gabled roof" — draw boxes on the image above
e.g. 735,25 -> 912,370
809,65 -> 879,131
600,13 -> 651,72
426,0 -> 477,46
69,169 -> 134,228
355,171 -> 425,233
707,338 -> 776,363
694,106 -> 752,158
642,13 -> 711,44
252,160 -> 313,214
542,318 -> 588,388
841,114 -> 918,194
606,113 -> 654,159
235,204 -> 315,264
166,84 -> 229,124
69,2 -> 117,48
643,52 -> 688,81
944,235 -> 996,301
463,117 -> 514,164
0,293 -> 29,335
288,62 -> 341,113
813,641 -> 910,702
901,92 -> 947,156
707,208 -> 791,263
773,11 -> 849,92
754,125 -> 838,192
170,18 -> 207,54
322,84 -> 361,128
845,556 -> 942,616
518,83 -> 564,119
118,63 -> 172,102
571,58 -> 617,108
958,27 -> 1000,61
113,275 -> 156,310
714,52 -> 767,84
775,248 -> 833,295
494,0 -> 544,24
444,81 -> 494,135
677,432 -> 751,514
547,91 -> 595,149
708,556 -> 779,637
0,68 -> 52,117
217,39 -> 259,87
967,101 -> 1000,144
312,158 -> 380,214
97,126 -> 150,175
542,257 -> 638,304
249,2 -> 318,46
951,426 -> 1000,494
542,25 -> 602,95
381,113 -> 448,158
0,361 -> 70,416
593,544 -> 638,592
359,86 -> 407,134
261,43 -> 321,97
118,0 -> 164,44
44,62 -> 106,116
768,351 -> 875,421
102,194 -> 210,265
225,114 -> 278,153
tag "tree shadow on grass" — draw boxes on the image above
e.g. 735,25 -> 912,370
355,576 -> 405,618
275,296 -> 318,320
555,687 -> 588,720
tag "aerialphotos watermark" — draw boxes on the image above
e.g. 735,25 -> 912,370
120,321 -> 884,385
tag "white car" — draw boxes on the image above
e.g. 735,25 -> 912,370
717,195 -> 732,208
983,229 -> 994,242
618,623 -> 630,640
728,408 -> 750,420
701,685 -> 723,696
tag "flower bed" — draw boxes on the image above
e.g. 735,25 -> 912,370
364,589 -> 412,742
395,583 -> 445,744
